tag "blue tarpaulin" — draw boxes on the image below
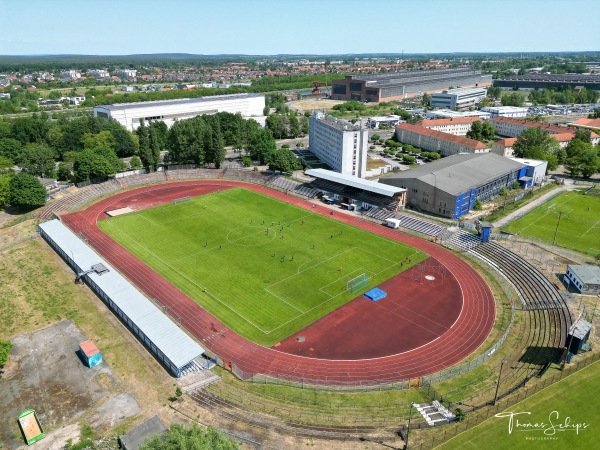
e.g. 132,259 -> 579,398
364,288 -> 387,302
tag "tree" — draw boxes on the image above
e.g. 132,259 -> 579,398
136,120 -> 154,168
501,92 -> 525,107
0,138 -> 22,161
140,423 -> 239,450
18,145 -> 56,178
241,156 -> 252,167
0,340 -> 13,367
82,130 -> 117,151
0,176 -> 10,208
574,128 -> 592,144
487,86 -> 502,99
129,155 -> 142,169
0,156 -> 14,176
589,108 -> 600,119
57,162 -> 73,181
513,127 -> 560,171
371,134 -> 380,142
248,128 -> 276,164
466,121 -> 496,142
73,149 -> 116,181
268,148 -> 298,173
8,173 -> 46,209
564,138 -> 597,177
473,200 -> 483,210
422,93 -> 430,106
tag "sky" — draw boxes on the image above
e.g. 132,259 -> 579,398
0,0 -> 598,55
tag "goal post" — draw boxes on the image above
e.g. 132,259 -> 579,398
173,196 -> 192,205
347,273 -> 369,293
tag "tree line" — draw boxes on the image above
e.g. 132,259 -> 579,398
513,127 -> 599,178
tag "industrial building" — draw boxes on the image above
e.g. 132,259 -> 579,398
305,168 -> 406,212
416,117 -> 481,136
379,153 -> 526,218
93,93 -> 266,131
395,123 -> 489,157
308,112 -> 368,178
331,68 -> 492,102
565,265 -> 600,295
38,219 -> 205,377
494,74 -> 600,91
480,106 -> 529,118
429,87 -> 487,109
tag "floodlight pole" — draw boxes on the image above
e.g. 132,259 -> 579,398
552,210 -> 564,245
406,402 -> 415,450
493,359 -> 507,406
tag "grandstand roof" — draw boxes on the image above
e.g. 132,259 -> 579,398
38,219 -> 204,369
396,123 -> 489,149
380,153 -> 524,196
305,169 -> 405,197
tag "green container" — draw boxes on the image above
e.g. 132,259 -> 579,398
17,409 -> 45,445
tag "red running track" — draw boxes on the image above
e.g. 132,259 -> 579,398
61,181 -> 495,385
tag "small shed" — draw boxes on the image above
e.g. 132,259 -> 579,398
565,265 -> 600,295
476,220 -> 494,243
568,319 -> 592,355
79,340 -> 102,368
17,409 -> 45,445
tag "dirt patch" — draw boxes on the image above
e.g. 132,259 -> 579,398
0,321 -> 116,449
88,394 -> 141,430
292,99 -> 344,111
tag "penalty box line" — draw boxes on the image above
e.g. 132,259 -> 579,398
103,220 -> 271,335
264,252 -> 411,335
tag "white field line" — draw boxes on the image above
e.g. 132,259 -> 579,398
582,217 -> 600,237
264,256 -> 412,334
103,220 -> 271,334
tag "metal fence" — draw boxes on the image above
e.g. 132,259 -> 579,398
413,351 -> 600,449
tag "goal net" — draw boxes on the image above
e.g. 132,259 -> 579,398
347,273 -> 369,293
173,196 -> 192,205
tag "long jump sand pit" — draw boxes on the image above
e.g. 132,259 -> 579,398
105,206 -> 135,217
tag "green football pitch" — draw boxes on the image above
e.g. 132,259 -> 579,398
99,188 -> 427,346
439,360 -> 600,449
503,189 -> 600,256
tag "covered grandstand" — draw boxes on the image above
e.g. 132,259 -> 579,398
305,168 -> 406,212
38,219 -> 205,377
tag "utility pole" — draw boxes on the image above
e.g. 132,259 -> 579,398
553,210 -> 564,245
406,402 -> 415,450
493,359 -> 507,406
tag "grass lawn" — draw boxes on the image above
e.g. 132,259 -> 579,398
98,188 -> 427,346
502,189 -> 600,256
439,360 -> 600,449
0,237 -> 173,441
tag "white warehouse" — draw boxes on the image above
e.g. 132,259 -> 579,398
308,112 -> 368,178
429,87 -> 487,109
93,93 -> 266,131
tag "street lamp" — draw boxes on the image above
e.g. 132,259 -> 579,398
553,210 -> 564,245
406,402 -> 415,450
493,359 -> 508,406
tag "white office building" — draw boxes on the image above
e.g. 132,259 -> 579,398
308,112 -> 368,178
481,106 -> 529,118
93,93 -> 266,131
429,87 -> 487,109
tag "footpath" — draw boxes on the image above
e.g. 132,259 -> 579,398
492,183 -> 574,228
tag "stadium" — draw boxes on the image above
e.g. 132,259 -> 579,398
32,167 -> 578,446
